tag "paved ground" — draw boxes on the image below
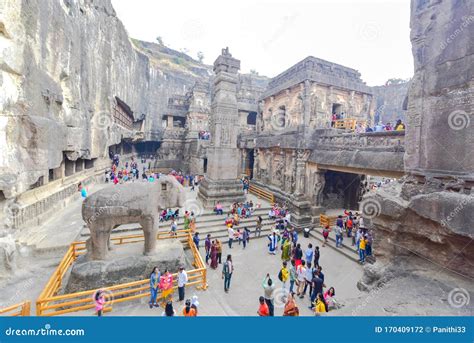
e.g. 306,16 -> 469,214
87,234 -> 363,316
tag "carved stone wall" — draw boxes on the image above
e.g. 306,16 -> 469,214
261,81 -> 374,132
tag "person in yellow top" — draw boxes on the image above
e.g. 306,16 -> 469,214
359,235 -> 368,263
278,261 -> 290,293
394,119 -> 405,131
215,239 -> 223,264
233,212 -> 240,226
314,293 -> 327,315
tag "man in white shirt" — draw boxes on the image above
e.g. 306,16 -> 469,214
296,260 -> 307,298
303,262 -> 314,297
268,209 -> 275,219
177,266 -> 188,301
228,226 -> 235,249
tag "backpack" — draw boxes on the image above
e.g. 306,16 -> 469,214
223,262 -> 229,275
278,269 -> 283,282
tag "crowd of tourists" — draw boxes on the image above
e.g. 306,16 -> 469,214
363,119 -> 406,133
324,210 -> 374,264
331,113 -> 406,133
92,158 -> 371,317
104,155 -> 200,189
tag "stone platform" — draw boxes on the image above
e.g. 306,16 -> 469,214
197,177 -> 245,208
65,240 -> 187,293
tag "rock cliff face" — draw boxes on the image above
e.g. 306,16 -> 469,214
371,81 -> 410,125
365,0 -> 474,279
0,0 -> 209,199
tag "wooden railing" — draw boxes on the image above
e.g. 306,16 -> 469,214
0,301 -> 31,316
319,214 -> 337,227
249,184 -> 275,204
36,229 -> 207,316
334,119 -> 366,130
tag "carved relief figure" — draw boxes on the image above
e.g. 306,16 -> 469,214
313,171 -> 326,206
274,158 -> 285,187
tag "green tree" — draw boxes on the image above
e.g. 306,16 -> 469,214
156,36 -> 163,45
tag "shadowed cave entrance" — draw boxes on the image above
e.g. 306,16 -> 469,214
322,170 -> 366,210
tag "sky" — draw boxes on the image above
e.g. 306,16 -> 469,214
111,0 -> 413,86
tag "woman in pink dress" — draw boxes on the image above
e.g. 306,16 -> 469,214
159,269 -> 174,306
94,290 -> 106,316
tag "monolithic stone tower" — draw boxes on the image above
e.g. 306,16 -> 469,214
198,48 -> 245,207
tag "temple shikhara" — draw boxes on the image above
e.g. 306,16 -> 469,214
0,0 -> 471,319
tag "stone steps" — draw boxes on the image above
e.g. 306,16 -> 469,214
79,207 -> 272,239
307,228 -> 371,264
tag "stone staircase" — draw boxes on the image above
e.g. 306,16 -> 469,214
307,228 -> 374,264
77,205 -> 369,264
78,206 -> 276,243
77,206 -> 368,265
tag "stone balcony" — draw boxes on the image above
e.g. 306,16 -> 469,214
313,130 -> 405,152
238,129 -> 406,177
309,130 -> 406,176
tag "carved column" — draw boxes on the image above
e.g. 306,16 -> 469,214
295,149 -> 309,196
241,149 -> 248,175
303,80 -> 311,129
254,149 -> 260,180
313,170 -> 326,206
197,48 -> 245,207
266,151 -> 273,185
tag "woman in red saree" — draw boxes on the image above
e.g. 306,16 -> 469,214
210,241 -> 218,269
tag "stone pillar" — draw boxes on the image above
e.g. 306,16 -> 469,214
167,116 -> 173,128
254,149 -> 260,180
311,169 -> 326,218
288,149 -> 312,229
295,149 -> 308,195
241,149 -> 248,175
198,48 -> 245,207
303,80 -> 311,129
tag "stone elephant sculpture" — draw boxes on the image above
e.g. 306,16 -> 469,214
82,175 -> 185,260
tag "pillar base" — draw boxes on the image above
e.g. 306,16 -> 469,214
197,177 -> 245,208
288,197 -> 313,230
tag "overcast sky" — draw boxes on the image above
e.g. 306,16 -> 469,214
112,0 -> 413,86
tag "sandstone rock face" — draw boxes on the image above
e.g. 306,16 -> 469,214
0,0 -> 208,198
405,0 -> 473,176
0,233 -> 17,276
368,180 -> 474,278
364,0 -> 474,279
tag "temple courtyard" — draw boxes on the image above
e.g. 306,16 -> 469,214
0,175 -> 471,317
